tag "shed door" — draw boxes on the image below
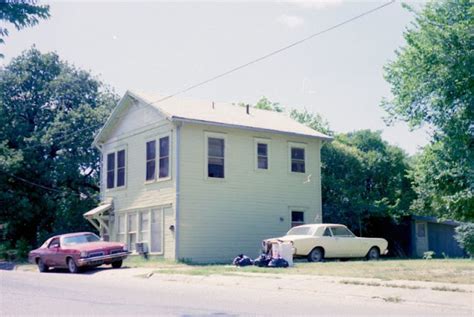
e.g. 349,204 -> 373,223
415,222 -> 428,257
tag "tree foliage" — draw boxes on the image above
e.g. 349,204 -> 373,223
382,0 -> 473,221
322,131 -> 414,235
0,0 -> 50,57
0,48 -> 117,247
454,223 -> 474,256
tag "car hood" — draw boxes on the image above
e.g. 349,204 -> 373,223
62,241 -> 124,252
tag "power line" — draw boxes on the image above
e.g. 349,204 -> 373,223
147,0 -> 395,105
0,170 -> 82,197
2,1 -> 395,193
10,1 -> 395,153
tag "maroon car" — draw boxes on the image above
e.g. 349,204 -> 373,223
28,232 -> 130,273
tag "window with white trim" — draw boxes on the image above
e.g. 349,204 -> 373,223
117,207 -> 165,254
159,136 -> 170,178
117,214 -> 126,244
290,146 -> 305,173
207,137 -> 225,178
106,153 -> 115,189
106,149 -> 127,189
128,212 -> 137,252
117,150 -> 126,187
139,211 -> 150,247
146,140 -> 156,181
150,208 -> 163,253
257,143 -> 268,169
145,135 -> 170,181
291,211 -> 305,227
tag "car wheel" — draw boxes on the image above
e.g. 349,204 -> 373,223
308,247 -> 324,262
111,260 -> 123,269
67,258 -> 80,273
37,258 -> 49,273
367,247 -> 380,261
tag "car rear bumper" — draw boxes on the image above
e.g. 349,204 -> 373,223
77,252 -> 130,266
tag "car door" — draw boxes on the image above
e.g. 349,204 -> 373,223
44,238 -> 61,267
330,226 -> 357,257
320,227 -> 344,258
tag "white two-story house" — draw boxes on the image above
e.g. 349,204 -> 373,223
84,90 -> 331,263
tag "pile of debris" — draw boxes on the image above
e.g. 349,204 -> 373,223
233,241 -> 293,268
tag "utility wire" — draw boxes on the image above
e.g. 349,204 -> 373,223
2,1 -> 395,194
147,0 -> 395,105
10,1 -> 395,153
0,170 -> 82,197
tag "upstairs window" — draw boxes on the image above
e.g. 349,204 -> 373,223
146,140 -> 156,181
208,137 -> 225,178
106,149 -> 126,189
117,150 -> 126,187
159,136 -> 170,178
145,135 -> 170,182
257,143 -> 268,169
106,153 -> 115,189
290,146 -> 305,173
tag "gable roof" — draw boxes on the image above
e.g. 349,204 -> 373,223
94,90 -> 332,146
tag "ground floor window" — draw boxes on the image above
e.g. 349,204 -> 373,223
291,211 -> 305,227
116,206 -> 168,253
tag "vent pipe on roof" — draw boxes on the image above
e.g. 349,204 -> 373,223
246,104 -> 250,115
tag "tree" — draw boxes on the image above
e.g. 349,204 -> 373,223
322,131 -> 414,235
0,0 -> 50,58
381,0 -> 473,221
289,109 -> 333,136
254,96 -> 284,113
0,48 -> 117,248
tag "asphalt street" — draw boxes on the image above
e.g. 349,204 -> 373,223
1,268 -> 472,316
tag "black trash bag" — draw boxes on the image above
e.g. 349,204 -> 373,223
268,257 -> 289,268
233,254 -> 254,267
254,254 -> 271,267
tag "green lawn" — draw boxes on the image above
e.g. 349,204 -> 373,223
125,258 -> 474,284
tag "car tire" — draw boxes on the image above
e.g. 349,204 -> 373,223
367,247 -> 380,261
111,260 -> 123,269
67,258 -> 80,273
308,247 -> 324,262
37,258 -> 49,273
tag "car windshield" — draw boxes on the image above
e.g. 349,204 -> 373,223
62,233 -> 100,245
287,226 -> 314,236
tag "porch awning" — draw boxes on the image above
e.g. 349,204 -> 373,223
83,203 -> 112,218
83,203 -> 112,238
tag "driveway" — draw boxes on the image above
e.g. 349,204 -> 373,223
1,267 -> 472,316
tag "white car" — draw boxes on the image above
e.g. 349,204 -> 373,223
264,223 -> 389,262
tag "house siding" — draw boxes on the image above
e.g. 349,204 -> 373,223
100,100 -> 176,256
177,122 -> 322,263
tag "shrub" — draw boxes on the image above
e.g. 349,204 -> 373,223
423,251 -> 435,259
454,223 -> 474,256
15,239 -> 31,260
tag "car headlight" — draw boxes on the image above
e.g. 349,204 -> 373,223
80,251 -> 88,258
122,245 -> 128,252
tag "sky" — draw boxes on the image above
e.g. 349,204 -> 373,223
1,0 -> 430,155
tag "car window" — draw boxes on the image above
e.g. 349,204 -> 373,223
48,238 -> 60,248
287,226 -> 314,236
323,227 -> 332,237
62,233 -> 100,245
331,226 -> 355,237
